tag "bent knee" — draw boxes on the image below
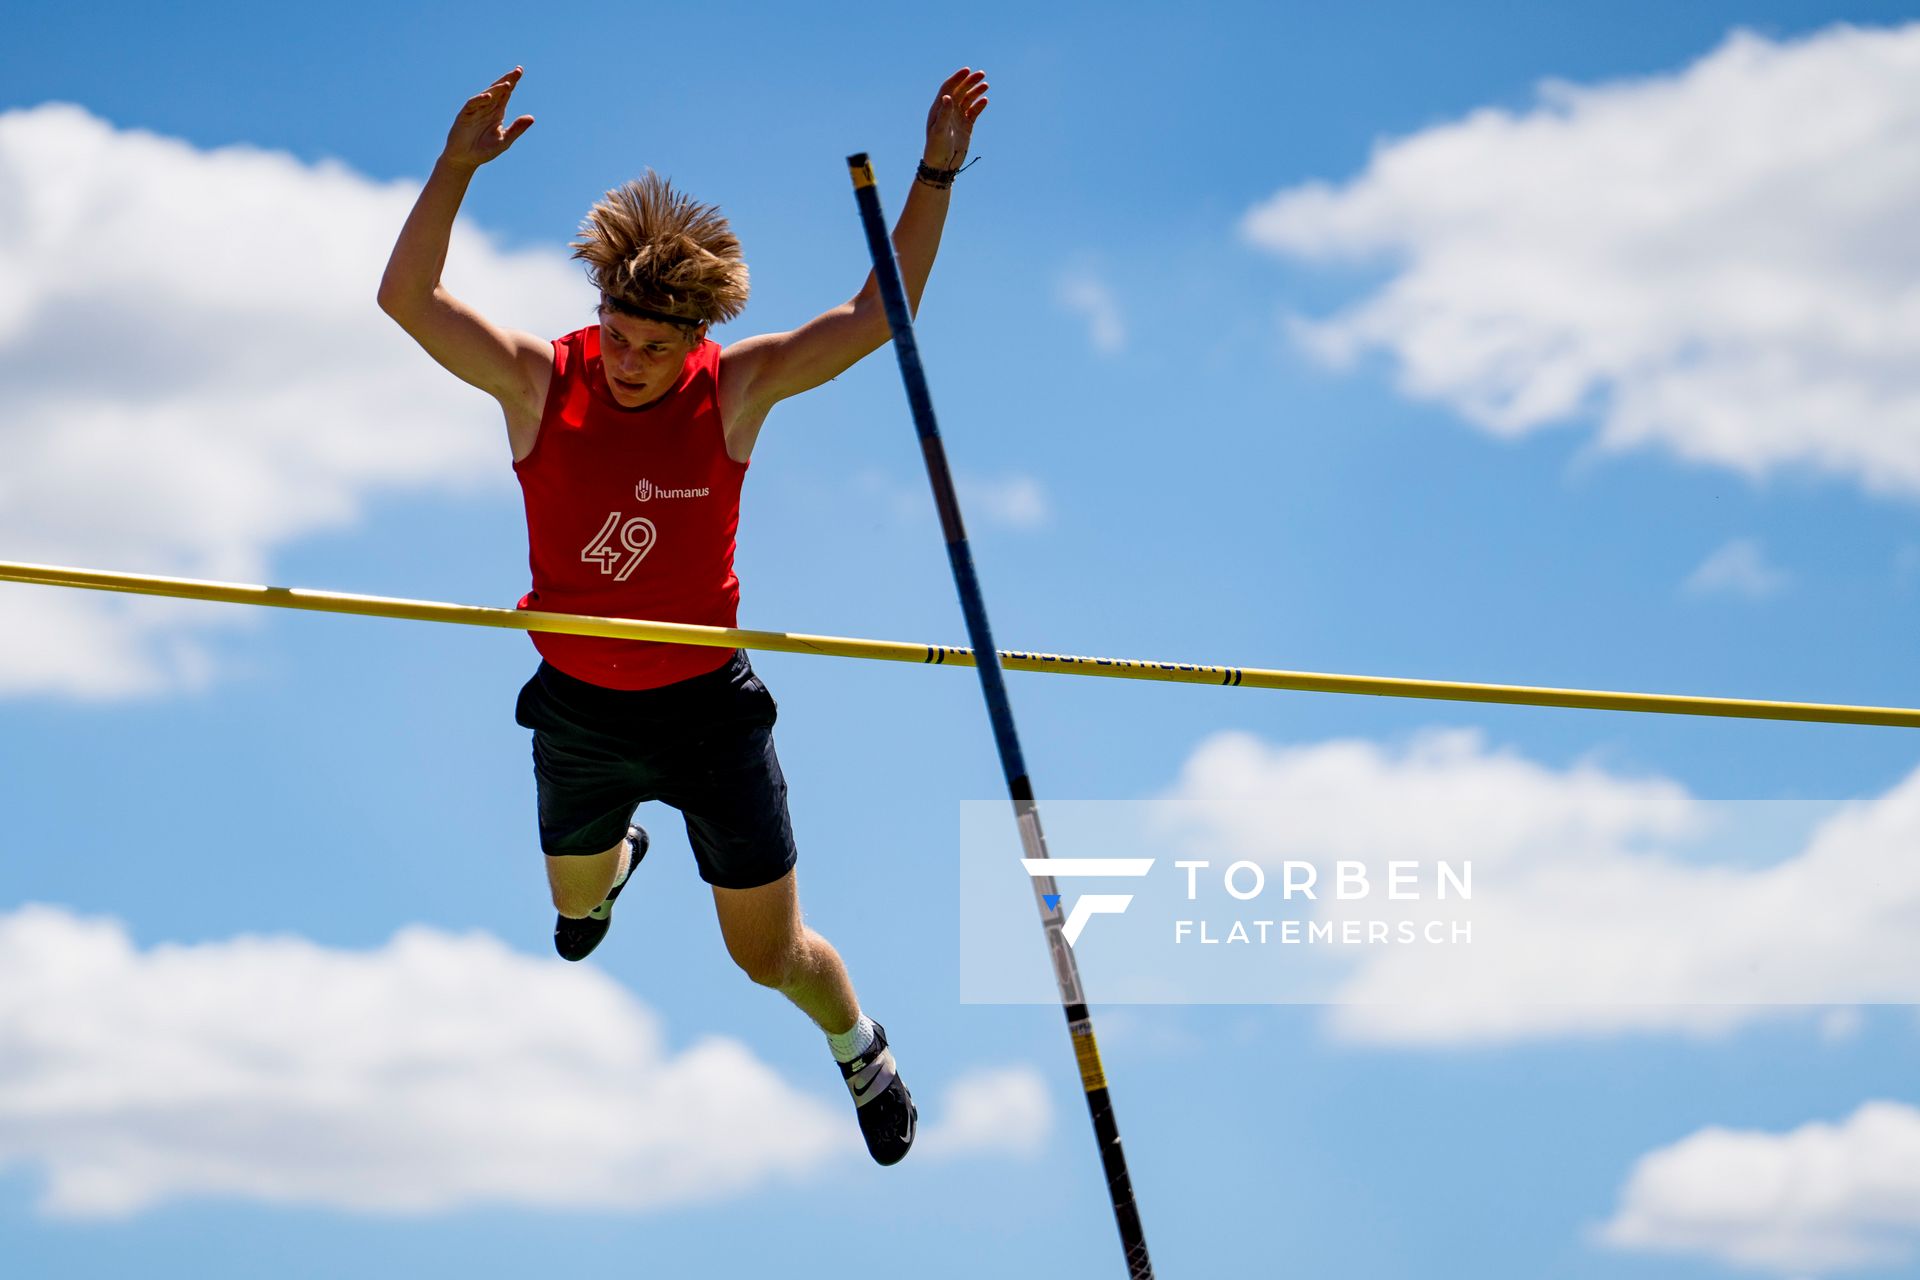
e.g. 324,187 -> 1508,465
546,838 -> 628,919
731,944 -> 799,990
551,886 -> 603,919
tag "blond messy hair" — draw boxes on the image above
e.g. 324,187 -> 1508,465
571,171 -> 749,327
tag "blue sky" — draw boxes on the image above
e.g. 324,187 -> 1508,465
6,2 -> 1920,1276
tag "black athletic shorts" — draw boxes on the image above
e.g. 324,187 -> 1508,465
513,650 -> 797,890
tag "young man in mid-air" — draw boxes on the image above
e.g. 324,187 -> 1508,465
378,65 -> 988,1166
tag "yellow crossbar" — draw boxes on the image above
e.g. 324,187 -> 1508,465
3,559 -> 1915,729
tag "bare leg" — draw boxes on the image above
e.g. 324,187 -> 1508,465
713,869 -> 860,1034
546,834 -> 631,919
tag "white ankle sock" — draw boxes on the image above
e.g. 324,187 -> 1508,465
827,1013 -> 876,1063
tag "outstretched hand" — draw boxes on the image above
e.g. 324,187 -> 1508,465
442,67 -> 535,171
923,67 -> 989,170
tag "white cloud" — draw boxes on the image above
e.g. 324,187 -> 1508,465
1684,537 -> 1792,599
1055,269 -> 1126,355
1155,728 -> 1920,1044
1819,1007 -> 1866,1043
1243,24 -> 1920,499
0,103 -> 591,699
0,906 -> 1037,1217
959,472 -> 1051,530
852,468 -> 1051,531
1598,1101 -> 1920,1274
914,1065 -> 1052,1160
0,591 -> 229,700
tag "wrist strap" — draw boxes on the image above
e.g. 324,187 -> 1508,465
915,156 -> 980,189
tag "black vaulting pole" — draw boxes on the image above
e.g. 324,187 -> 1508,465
846,153 -> 1154,1279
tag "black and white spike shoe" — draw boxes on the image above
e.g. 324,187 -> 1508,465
839,1020 -> 916,1166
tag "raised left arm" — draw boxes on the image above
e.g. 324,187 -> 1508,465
721,68 -> 989,456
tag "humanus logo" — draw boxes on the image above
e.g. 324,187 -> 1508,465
635,478 -> 709,502
1021,858 -> 1156,947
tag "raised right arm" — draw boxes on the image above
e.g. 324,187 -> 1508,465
377,68 -> 553,441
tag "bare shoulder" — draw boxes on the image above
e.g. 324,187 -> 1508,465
718,332 -> 780,407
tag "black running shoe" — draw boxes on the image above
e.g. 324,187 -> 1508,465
838,1020 -> 916,1166
554,825 -> 648,962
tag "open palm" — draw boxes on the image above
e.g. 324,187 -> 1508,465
923,67 -> 989,169
443,67 -> 535,170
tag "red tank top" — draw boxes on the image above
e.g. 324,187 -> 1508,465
514,327 -> 745,690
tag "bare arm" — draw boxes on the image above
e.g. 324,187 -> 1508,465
377,68 -> 552,427
721,68 -> 990,454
